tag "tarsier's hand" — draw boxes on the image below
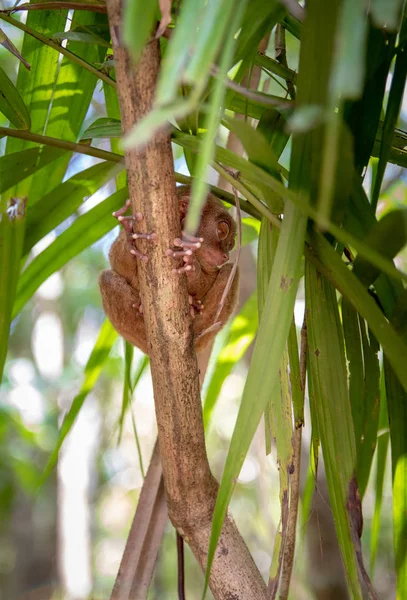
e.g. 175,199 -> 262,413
113,200 -> 157,262
167,232 -> 204,274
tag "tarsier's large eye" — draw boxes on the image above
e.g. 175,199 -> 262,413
217,220 -> 230,240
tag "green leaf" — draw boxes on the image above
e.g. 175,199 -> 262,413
0,198 -> 27,384
5,8 -> 69,201
155,1 -> 204,105
24,161 -> 122,254
343,23 -> 396,174
331,0 -> 368,99
223,116 -> 282,180
241,217 -> 260,246
14,188 -> 128,317
384,358 -> 407,598
0,67 -> 31,130
371,10 -> 407,210
384,295 -> 407,598
52,31 -> 111,48
39,320 -> 117,484
357,318 -> 380,497
370,369 -> 389,574
305,261 -> 361,597
81,117 -> 122,140
307,231 -> 407,395
0,147 -> 66,195
202,293 -> 258,428
353,208 -> 407,287
185,1 -> 247,235
370,0 -> 404,30
122,0 -> 159,62
342,299 -> 365,445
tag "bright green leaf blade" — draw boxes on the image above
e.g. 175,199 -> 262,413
384,358 -> 407,599
305,261 -> 361,597
202,293 -> 258,428
371,10 -> 407,210
155,1 -> 204,105
185,1 -> 247,235
39,319 -> 117,484
343,23 -> 396,174
5,8 -> 69,200
122,0 -> 159,62
0,67 -> 31,130
342,299 -> 364,445
14,188 -> 128,317
370,367 -> 389,575
357,319 -> 380,497
0,198 -> 27,384
0,147 -> 66,195
81,117 -> 122,140
331,0 -> 368,99
24,161 -> 122,254
353,208 -> 407,287
307,231 -> 407,394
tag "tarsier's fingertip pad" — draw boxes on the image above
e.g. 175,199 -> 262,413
166,249 -> 174,256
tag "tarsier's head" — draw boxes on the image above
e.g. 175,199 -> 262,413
177,186 -> 236,271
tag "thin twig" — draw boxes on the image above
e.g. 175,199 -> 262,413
2,2 -> 107,13
0,12 -> 116,88
0,126 -> 123,162
176,531 -> 185,600
210,65 -> 292,110
274,25 -> 296,101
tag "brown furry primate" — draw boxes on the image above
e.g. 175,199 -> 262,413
99,185 -> 239,353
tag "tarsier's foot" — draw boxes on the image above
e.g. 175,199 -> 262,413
113,200 -> 157,262
189,295 -> 204,318
167,231 -> 204,274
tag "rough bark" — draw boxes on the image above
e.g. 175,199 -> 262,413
106,2 -> 267,598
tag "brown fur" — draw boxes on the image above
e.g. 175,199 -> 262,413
99,186 -> 239,354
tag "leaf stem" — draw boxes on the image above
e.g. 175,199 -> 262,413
0,12 -> 116,88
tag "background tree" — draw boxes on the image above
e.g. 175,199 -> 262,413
0,0 -> 406,599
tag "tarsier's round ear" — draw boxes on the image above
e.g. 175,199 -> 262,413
178,196 -> 189,218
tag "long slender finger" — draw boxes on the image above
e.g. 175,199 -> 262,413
173,238 -> 202,250
112,199 -> 131,219
133,232 -> 158,241
172,264 -> 194,275
166,249 -> 193,258
130,247 -> 148,262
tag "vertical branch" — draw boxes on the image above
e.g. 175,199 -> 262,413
106,2 -> 268,598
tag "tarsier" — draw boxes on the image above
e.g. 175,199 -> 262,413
99,186 -> 239,354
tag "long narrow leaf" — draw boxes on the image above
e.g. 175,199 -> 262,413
14,188 -> 128,317
306,261 -> 361,598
